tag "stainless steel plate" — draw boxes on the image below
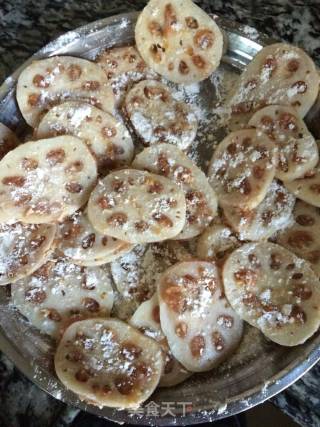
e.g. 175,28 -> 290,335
0,11 -> 320,426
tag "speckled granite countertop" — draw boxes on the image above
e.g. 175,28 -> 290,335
0,1 -> 320,426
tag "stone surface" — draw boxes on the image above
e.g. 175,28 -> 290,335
0,0 -> 319,426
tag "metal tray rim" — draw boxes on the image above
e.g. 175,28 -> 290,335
0,10 -> 319,426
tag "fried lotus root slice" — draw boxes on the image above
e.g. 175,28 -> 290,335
111,242 -> 191,312
135,0 -> 223,83
249,105 -> 318,181
88,169 -> 186,244
0,136 -> 97,224
11,258 -> 114,339
158,261 -> 243,372
133,143 -> 217,239
208,129 -> 276,209
130,295 -> 192,387
54,318 -> 164,408
58,210 -> 133,266
223,242 -> 320,346
17,56 -> 115,127
96,45 -> 158,106
0,123 -> 19,159
284,162 -> 320,208
124,80 -> 197,150
223,181 -> 295,241
196,224 -> 240,261
36,101 -> 134,174
227,43 -> 320,130
0,222 -> 56,286
276,200 -> 320,277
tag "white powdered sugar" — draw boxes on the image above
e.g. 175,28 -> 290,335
241,25 -> 260,40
